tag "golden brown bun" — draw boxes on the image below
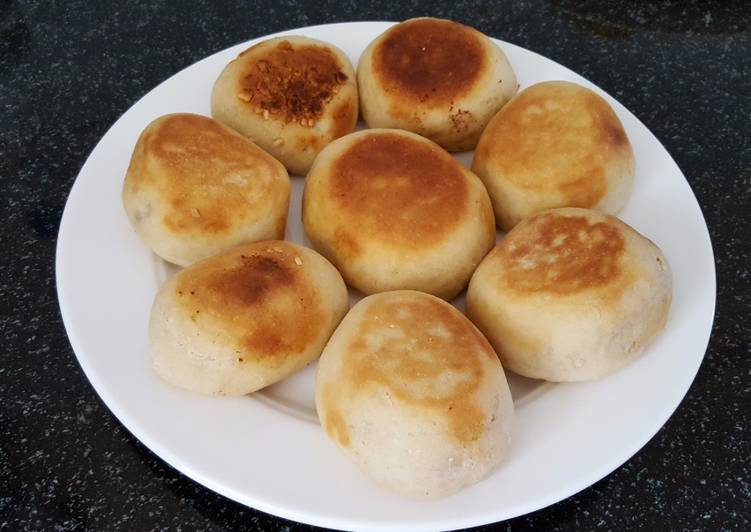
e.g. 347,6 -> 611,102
472,81 -> 635,231
150,241 -> 348,395
357,17 -> 517,152
316,290 -> 513,499
122,113 -> 290,266
211,36 -> 358,175
466,208 -> 672,381
302,128 -> 496,300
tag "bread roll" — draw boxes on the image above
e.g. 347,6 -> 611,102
122,113 -> 290,267
150,241 -> 348,395
472,81 -> 635,231
302,128 -> 496,300
211,36 -> 358,175
316,290 -> 513,499
357,17 -> 517,152
466,208 -> 672,381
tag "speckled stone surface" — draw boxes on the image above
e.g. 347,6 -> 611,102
1,0 -> 749,530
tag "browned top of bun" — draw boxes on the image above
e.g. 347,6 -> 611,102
494,209 -> 631,298
372,18 -> 486,106
322,292 -> 496,447
475,81 -> 631,207
236,39 -> 349,125
328,131 -> 469,247
132,113 -> 285,236
172,242 -> 324,361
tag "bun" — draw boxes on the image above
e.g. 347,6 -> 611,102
211,36 -> 358,175
316,290 -> 513,499
122,113 -> 290,266
150,241 -> 348,395
466,208 -> 672,381
472,81 -> 635,231
357,17 -> 517,152
302,128 -> 495,300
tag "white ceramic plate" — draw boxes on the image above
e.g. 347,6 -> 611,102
56,22 -> 715,531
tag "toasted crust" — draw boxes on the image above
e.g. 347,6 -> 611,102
236,40 -> 349,124
316,290 -> 513,499
327,131 -> 470,246
466,208 -> 672,381
372,18 -> 486,107
150,241 -> 348,395
498,211 -> 627,297
358,18 -> 518,151
324,293 -> 497,446
122,113 -> 290,266
211,36 -> 358,175
472,81 -> 635,230
302,129 -> 496,299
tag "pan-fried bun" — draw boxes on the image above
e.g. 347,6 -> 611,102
472,81 -> 635,231
122,113 -> 290,266
302,129 -> 496,300
466,208 -> 672,382
316,290 -> 513,499
211,36 -> 358,176
150,241 -> 348,396
357,17 -> 517,152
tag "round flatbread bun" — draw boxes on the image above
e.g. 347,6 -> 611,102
357,17 -> 517,152
316,290 -> 513,499
466,208 -> 672,382
150,241 -> 348,396
122,113 -> 290,267
472,81 -> 635,231
302,128 -> 496,300
211,36 -> 358,176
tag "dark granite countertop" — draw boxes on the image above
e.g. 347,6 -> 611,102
2,1 -> 749,530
